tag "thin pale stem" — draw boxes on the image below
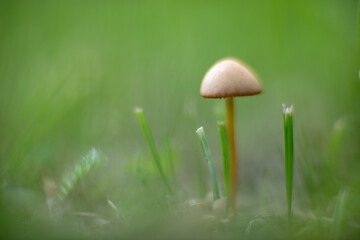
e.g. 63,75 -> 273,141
135,108 -> 172,194
226,97 -> 237,210
196,127 -> 220,201
331,189 -> 349,240
166,135 -> 176,184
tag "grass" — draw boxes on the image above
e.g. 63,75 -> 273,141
196,126 -> 220,201
282,104 -> 294,226
135,108 -> 172,194
331,189 -> 349,240
218,122 -> 230,198
57,148 -> 105,201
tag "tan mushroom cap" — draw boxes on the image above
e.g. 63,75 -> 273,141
200,58 -> 262,98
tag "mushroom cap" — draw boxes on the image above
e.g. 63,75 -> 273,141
200,58 -> 262,98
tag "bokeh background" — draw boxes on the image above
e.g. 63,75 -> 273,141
0,0 -> 359,239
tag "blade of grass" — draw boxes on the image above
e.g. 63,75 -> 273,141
331,189 -> 349,240
282,104 -> 294,227
135,108 -> 172,194
326,119 -> 346,190
165,135 -> 176,185
196,126 -> 220,201
218,122 -> 230,198
195,148 -> 207,198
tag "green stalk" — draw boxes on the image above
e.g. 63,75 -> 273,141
196,126 -> 220,201
331,189 -> 349,240
326,119 -> 346,185
135,108 -> 172,194
282,104 -> 294,226
195,148 -> 207,198
218,122 -> 230,198
165,135 -> 176,184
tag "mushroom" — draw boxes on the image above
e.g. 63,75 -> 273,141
200,58 -> 262,210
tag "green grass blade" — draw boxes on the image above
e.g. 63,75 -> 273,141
196,126 -> 220,201
331,189 -> 349,240
326,119 -> 346,182
135,108 -> 172,194
282,104 -> 294,224
195,148 -> 207,198
165,136 -> 176,184
218,122 -> 230,198
57,148 -> 105,201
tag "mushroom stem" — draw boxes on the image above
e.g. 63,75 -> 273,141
226,97 -> 237,210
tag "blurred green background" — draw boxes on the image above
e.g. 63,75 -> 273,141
0,0 -> 359,239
